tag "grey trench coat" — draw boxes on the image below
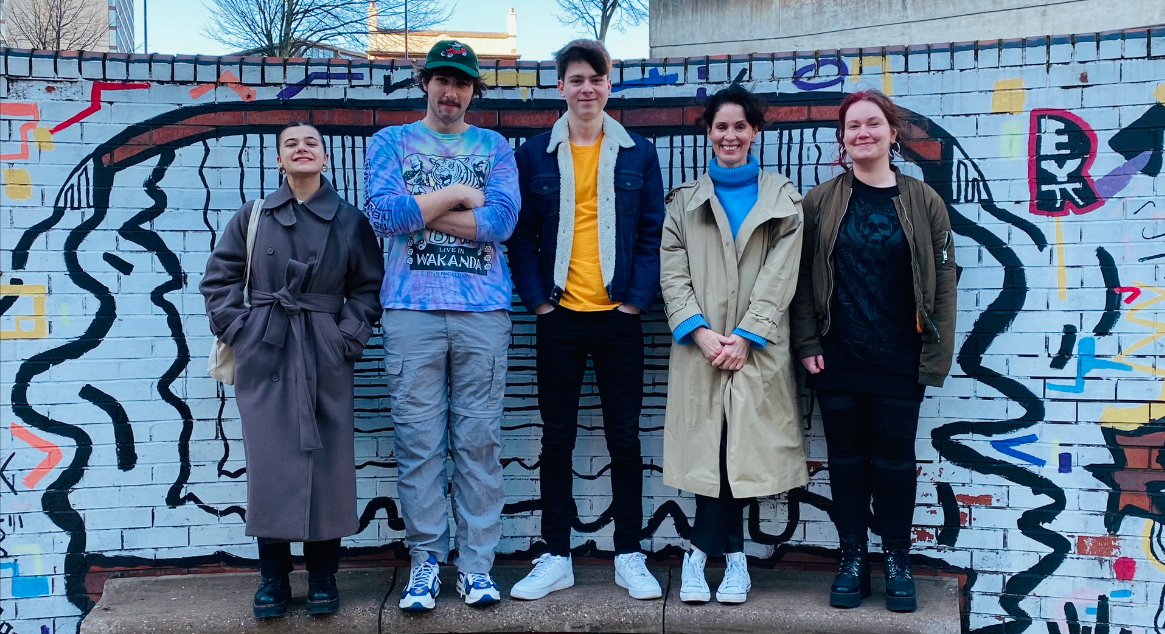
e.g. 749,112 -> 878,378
201,180 -> 384,541
660,170 -> 809,499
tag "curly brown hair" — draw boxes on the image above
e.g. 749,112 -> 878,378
415,64 -> 489,99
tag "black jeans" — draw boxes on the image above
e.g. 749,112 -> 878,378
690,423 -> 751,557
817,389 -> 921,547
256,537 -> 341,578
536,306 -> 645,556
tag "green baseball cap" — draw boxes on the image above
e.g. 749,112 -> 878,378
425,40 -> 480,78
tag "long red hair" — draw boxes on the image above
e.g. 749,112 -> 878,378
835,89 -> 904,168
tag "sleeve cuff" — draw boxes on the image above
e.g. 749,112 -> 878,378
733,327 -> 766,349
673,314 -> 708,344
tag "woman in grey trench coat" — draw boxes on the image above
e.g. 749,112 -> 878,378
200,122 -> 384,619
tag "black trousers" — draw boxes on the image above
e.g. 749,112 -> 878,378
256,537 -> 341,578
690,423 -> 751,557
536,307 -> 645,556
816,389 -> 921,547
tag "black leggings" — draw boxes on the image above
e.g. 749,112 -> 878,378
256,537 -> 341,578
690,423 -> 752,557
817,389 -> 920,547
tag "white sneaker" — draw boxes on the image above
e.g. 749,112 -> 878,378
614,552 -> 663,600
457,571 -> 501,606
399,555 -> 440,611
510,554 -> 574,600
679,547 -> 711,603
716,552 -> 751,604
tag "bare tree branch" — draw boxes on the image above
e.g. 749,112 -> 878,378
202,0 -> 453,58
554,0 -> 648,43
5,0 -> 109,50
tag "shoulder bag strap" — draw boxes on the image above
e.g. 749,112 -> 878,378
242,198 -> 263,307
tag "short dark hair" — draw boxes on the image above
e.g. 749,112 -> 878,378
554,39 -> 611,80
415,64 -> 488,99
276,121 -> 326,151
835,89 -> 907,167
699,85 -> 767,131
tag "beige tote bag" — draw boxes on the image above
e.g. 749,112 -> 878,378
207,199 -> 263,385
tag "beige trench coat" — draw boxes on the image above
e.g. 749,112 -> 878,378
660,169 -> 809,499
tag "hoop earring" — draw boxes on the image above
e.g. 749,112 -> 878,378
278,166 -> 286,175
891,141 -> 902,155
322,165 -> 329,173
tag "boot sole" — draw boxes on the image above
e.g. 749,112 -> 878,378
306,598 -> 339,615
253,601 -> 289,619
886,595 -> 917,612
715,591 -> 748,604
615,572 -> 663,600
679,590 -> 711,603
509,576 -> 574,600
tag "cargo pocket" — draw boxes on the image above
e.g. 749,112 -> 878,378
486,352 -> 509,410
384,353 -> 406,416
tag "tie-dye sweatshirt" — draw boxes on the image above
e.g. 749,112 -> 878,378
364,120 -> 520,311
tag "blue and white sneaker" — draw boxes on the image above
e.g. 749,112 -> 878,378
457,571 -> 501,606
399,555 -> 440,611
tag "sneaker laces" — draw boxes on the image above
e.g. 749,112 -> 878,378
463,572 -> 496,589
525,553 -> 561,580
406,561 -> 437,593
621,552 -> 654,580
721,555 -> 749,591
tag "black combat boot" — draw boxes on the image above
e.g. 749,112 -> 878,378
306,572 -> 340,615
883,541 -> 917,612
829,535 -> 871,608
253,575 -> 291,619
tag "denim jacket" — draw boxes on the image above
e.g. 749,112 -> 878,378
507,113 -> 665,313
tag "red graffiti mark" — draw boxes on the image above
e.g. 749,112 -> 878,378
1114,286 -> 1142,304
1076,535 -> 1120,557
0,103 -> 40,160
1114,556 -> 1136,581
51,82 -> 151,134
955,493 -> 994,506
189,71 -> 256,102
1028,108 -> 1102,217
9,421 -> 62,489
806,460 -> 826,476
912,528 -> 935,543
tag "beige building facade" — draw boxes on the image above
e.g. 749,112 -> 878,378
368,5 -> 519,60
0,0 -> 133,52
650,0 -> 1165,56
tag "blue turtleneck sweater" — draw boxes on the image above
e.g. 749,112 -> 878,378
672,155 -> 765,349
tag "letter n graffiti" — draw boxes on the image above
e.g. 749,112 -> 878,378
1028,108 -> 1102,216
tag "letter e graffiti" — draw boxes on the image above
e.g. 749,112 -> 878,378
1028,109 -> 1102,216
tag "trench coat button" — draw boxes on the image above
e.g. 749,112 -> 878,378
271,373 -> 279,382
267,247 -> 274,254
308,255 -> 316,263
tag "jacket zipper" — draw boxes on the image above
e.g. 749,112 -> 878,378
821,181 -> 851,336
894,194 -> 940,344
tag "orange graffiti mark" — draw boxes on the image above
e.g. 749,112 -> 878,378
9,421 -> 62,489
189,71 -> 256,101
1076,534 -> 1120,557
955,493 -> 994,506
0,103 -> 40,160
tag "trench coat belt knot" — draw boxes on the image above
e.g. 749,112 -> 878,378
250,259 -> 344,452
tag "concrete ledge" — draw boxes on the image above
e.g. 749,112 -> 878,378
80,565 -> 960,634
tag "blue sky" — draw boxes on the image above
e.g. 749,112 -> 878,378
139,0 -> 650,61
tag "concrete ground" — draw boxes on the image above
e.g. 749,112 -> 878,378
79,565 -> 960,633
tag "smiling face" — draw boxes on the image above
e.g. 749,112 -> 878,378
708,103 -> 758,169
558,60 -> 610,121
843,100 -> 898,166
423,70 -> 475,125
275,125 -> 327,177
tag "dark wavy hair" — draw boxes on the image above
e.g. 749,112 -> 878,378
554,39 -> 611,80
415,65 -> 489,99
835,89 -> 905,168
699,84 -> 767,131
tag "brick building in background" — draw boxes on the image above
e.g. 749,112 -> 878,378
0,0 -> 134,52
368,5 -> 520,60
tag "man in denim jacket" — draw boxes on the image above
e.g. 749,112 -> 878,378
506,39 -> 666,601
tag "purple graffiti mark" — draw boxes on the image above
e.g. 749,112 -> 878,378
277,72 -> 365,100
792,57 -> 849,91
697,66 -> 707,80
1058,452 -> 1072,473
696,87 -> 707,102
990,434 -> 1047,467
1095,150 -> 1152,199
1047,336 -> 1132,393
612,68 -> 680,93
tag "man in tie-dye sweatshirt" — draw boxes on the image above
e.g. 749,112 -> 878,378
363,40 -> 519,612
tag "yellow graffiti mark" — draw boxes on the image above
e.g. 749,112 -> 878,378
0,284 -> 47,339
33,125 -> 54,151
1143,519 -> 1165,574
1154,83 -> 1165,105
991,78 -> 1026,114
2,168 -> 33,200
847,55 -> 893,95
517,70 -> 536,87
479,70 -> 498,85
1100,283 -> 1165,429
1054,217 -> 1067,301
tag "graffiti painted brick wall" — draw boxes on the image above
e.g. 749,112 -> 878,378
2,29 -> 1165,632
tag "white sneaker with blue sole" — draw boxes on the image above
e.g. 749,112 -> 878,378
457,571 -> 501,605
399,555 -> 440,611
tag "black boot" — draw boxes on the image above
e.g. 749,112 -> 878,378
306,572 -> 340,615
253,575 -> 291,619
883,542 -> 917,612
829,535 -> 871,608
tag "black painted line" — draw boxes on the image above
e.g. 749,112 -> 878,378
78,384 -> 137,471
101,252 -> 134,275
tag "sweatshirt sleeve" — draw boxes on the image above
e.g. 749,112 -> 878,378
471,134 -> 521,243
364,127 -> 425,238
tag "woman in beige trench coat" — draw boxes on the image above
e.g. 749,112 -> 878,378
660,86 -> 808,606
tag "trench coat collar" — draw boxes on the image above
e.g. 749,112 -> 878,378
686,169 -> 800,259
262,179 -> 341,226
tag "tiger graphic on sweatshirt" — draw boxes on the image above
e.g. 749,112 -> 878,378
401,153 -> 494,275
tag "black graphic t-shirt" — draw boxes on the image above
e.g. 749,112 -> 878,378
808,177 -> 924,400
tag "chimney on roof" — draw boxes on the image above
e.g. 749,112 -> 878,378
507,7 -> 517,37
